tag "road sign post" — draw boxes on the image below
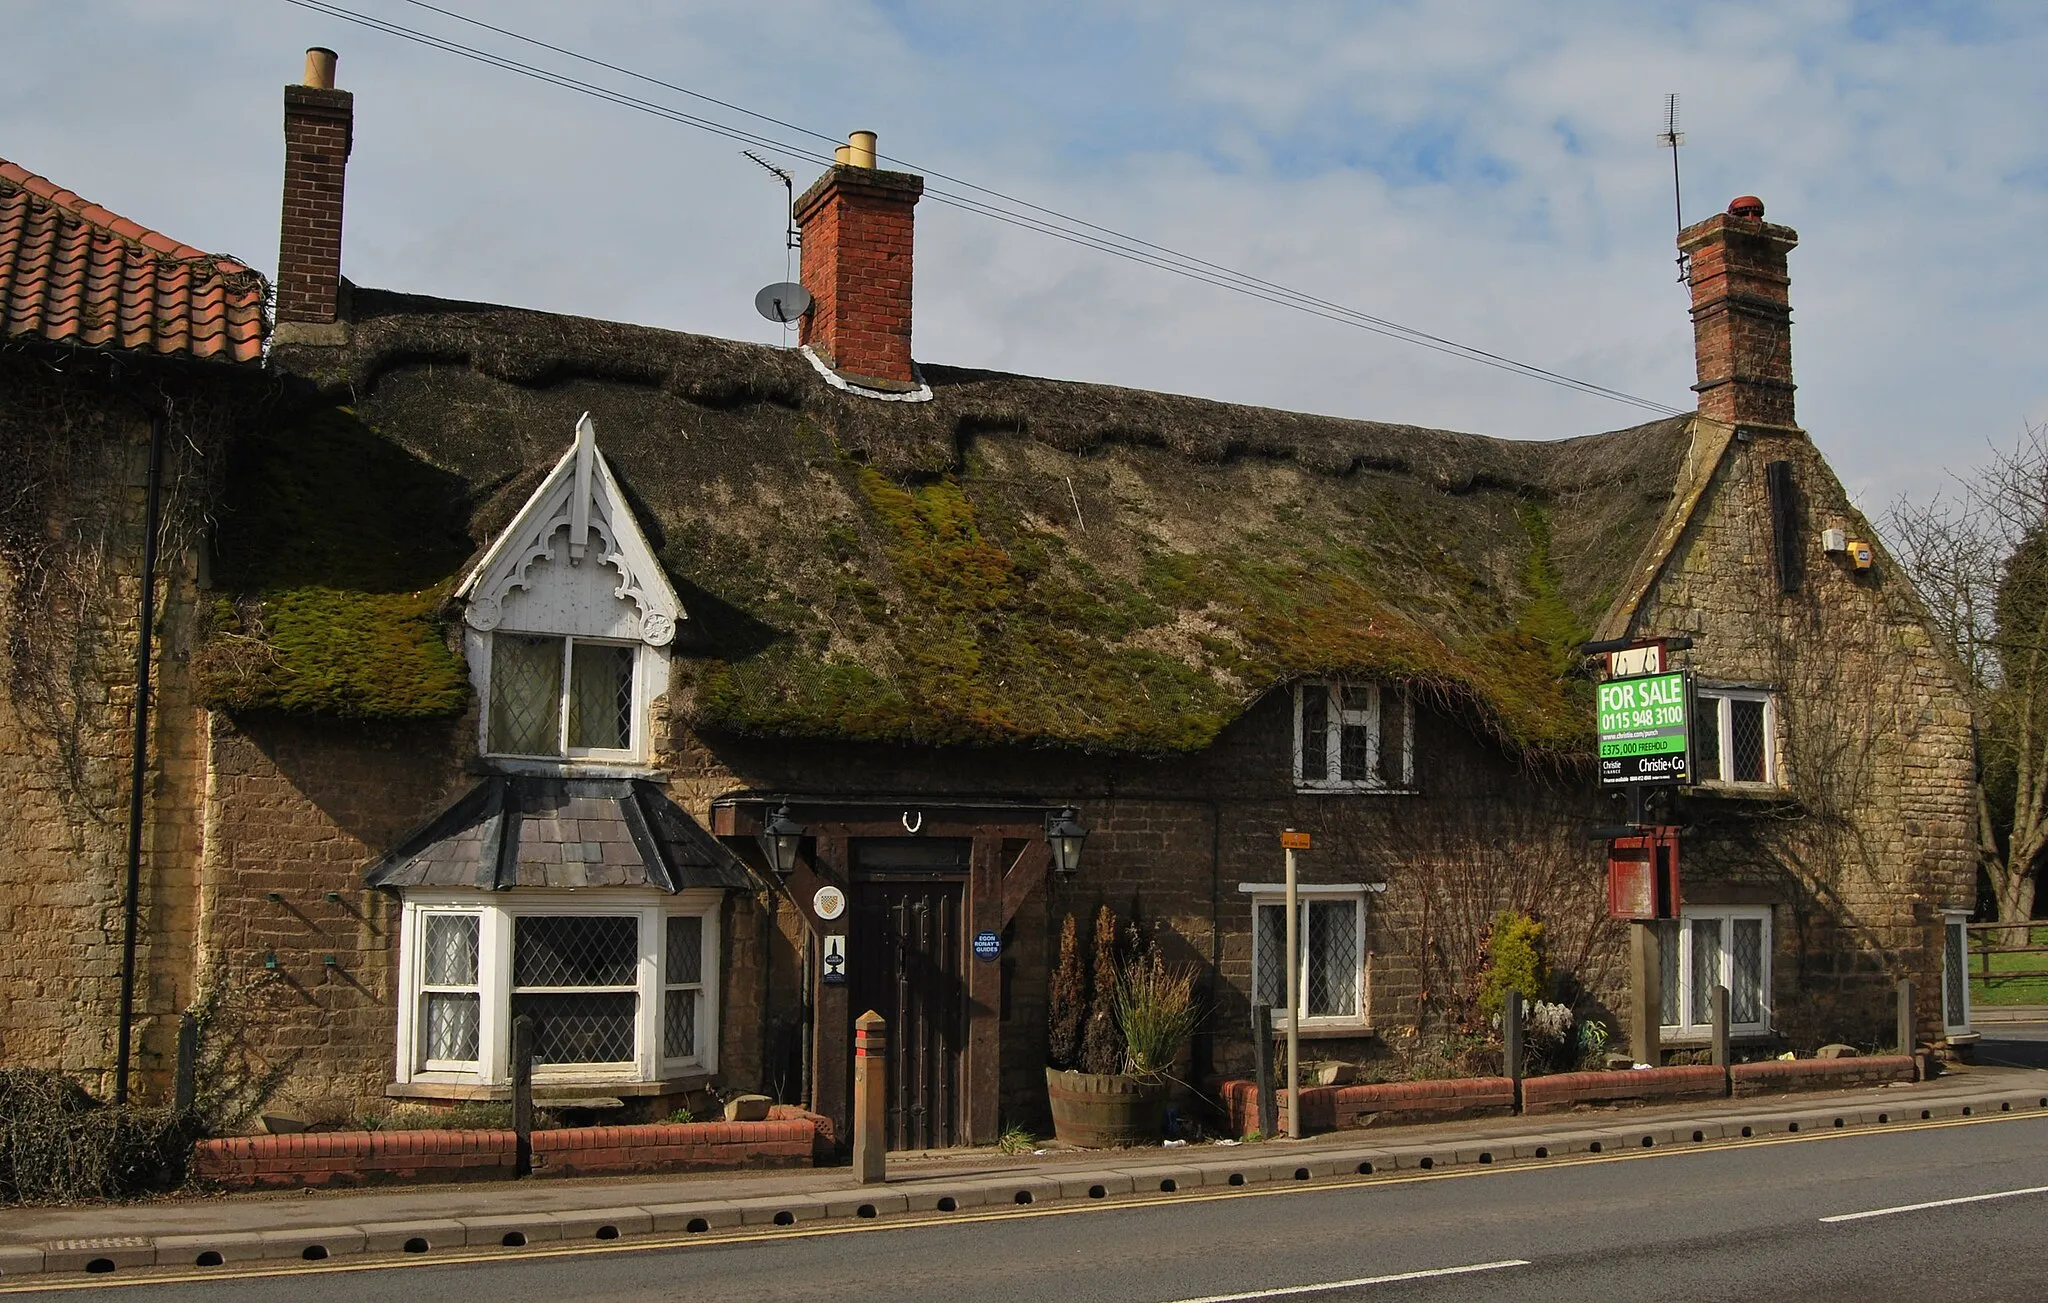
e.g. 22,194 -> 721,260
1280,829 -> 1311,1139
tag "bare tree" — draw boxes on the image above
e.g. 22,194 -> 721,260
1888,422 -> 2048,922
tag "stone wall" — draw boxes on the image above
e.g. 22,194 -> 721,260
1633,427 -> 1977,1045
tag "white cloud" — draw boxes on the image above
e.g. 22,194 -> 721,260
4,0 -> 2043,507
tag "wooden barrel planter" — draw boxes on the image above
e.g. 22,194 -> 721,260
1046,1068 -> 1169,1148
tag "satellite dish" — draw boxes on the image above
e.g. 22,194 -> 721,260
754,282 -> 812,324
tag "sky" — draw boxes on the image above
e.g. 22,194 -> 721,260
5,0 -> 2044,509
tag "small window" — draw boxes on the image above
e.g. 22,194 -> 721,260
417,913 -> 481,1068
664,914 -> 707,1063
487,633 -> 638,759
1692,688 -> 1777,786
1251,894 -> 1367,1028
511,915 -> 640,1065
1657,907 -> 1771,1038
1293,681 -> 1411,792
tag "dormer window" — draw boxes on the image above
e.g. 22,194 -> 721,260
487,634 -> 638,758
1293,680 -> 1413,792
457,413 -> 682,771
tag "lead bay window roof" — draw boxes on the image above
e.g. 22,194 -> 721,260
366,775 -> 756,893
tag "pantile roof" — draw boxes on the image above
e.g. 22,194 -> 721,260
0,156 -> 266,363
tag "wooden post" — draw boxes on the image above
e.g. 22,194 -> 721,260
1710,983 -> 1731,1096
1283,842 -> 1301,1138
1504,989 -> 1524,1113
1251,1003 -> 1276,1138
173,1013 -> 198,1114
1896,977 -> 1916,1070
1628,921 -> 1662,1067
853,1010 -> 887,1184
512,1013 -> 535,1178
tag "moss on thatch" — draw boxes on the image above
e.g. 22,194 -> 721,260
197,405 -> 473,718
255,289 -> 1694,755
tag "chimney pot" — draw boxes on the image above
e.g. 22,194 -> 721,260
1728,194 -> 1765,218
303,47 -> 338,89
847,131 -> 878,169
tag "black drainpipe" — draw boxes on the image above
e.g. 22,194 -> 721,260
113,405 -> 166,1105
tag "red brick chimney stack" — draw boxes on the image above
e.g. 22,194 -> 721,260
1679,195 -> 1800,432
794,131 -> 923,390
277,47 -> 352,328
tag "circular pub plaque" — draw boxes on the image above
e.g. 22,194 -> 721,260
813,885 -> 847,922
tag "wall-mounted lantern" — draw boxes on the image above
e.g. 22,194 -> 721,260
1045,807 -> 1088,880
761,803 -> 806,879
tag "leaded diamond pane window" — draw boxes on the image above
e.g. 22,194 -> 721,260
417,913 -> 481,1067
1728,699 -> 1768,784
1943,920 -> 1970,1029
1254,903 -> 1286,1009
487,633 -> 639,759
1252,896 -> 1366,1025
511,991 -> 638,1064
1661,909 -> 1770,1037
1689,917 -> 1723,1026
1694,689 -> 1775,786
515,915 -> 638,988
1658,920 -> 1681,1027
569,642 -> 635,751
664,915 -> 707,1063
1305,900 -> 1359,1017
489,635 -> 564,756
1730,918 -> 1765,1025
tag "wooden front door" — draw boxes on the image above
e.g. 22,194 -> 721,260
848,869 -> 966,1150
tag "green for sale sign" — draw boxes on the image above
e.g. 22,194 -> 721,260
1597,670 -> 1691,786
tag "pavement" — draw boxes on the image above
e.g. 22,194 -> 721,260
4,1042 -> 2047,1287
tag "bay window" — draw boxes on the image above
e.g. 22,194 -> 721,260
396,891 -> 719,1087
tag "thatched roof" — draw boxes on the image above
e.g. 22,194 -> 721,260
221,288 -> 1697,758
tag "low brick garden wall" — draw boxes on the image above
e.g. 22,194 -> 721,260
1520,1065 -> 1727,1113
1732,1055 -> 1917,1096
192,1107 -> 830,1191
1218,1055 -> 1922,1135
1219,1077 -> 1515,1135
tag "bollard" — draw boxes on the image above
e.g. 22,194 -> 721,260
1710,984 -> 1731,1095
1504,989 -> 1525,1114
1896,977 -> 1916,1073
1252,1003 -> 1277,1138
512,1014 -> 535,1178
173,1013 -> 198,1114
853,1010 -> 887,1184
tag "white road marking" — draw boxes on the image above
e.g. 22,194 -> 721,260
1820,1184 -> 2048,1223
1158,1259 -> 1531,1302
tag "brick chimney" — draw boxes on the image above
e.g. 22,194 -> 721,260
1679,196 -> 1800,432
277,47 -> 352,331
794,131 -> 923,390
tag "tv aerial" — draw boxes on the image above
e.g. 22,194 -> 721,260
1658,94 -> 1687,284
754,282 -> 812,324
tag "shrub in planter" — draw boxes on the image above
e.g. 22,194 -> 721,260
1048,933 -> 1203,1148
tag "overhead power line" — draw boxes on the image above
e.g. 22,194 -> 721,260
278,0 -> 1688,418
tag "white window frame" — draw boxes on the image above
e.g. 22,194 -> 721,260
1942,909 -> 1974,1037
394,888 -> 720,1089
414,909 -> 483,1072
660,912 -> 714,1074
479,631 -> 651,764
1659,906 -> 1773,1041
1292,680 -> 1413,793
1693,686 -> 1779,788
1240,883 -> 1378,1032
